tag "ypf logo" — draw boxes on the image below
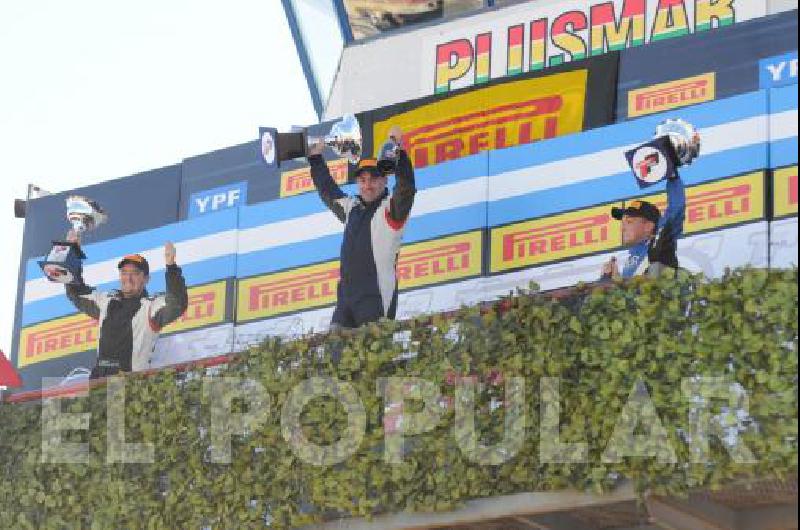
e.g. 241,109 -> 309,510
631,146 -> 667,184
188,182 -> 248,218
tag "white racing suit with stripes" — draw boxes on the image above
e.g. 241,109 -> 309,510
309,150 -> 416,328
65,264 -> 189,378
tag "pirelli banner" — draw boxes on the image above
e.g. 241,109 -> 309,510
280,158 -> 349,198
490,172 -> 767,274
236,231 -> 485,323
161,280 -> 232,336
627,73 -> 716,118
360,53 -> 618,170
640,172 -> 766,233
773,165 -> 798,219
491,203 -> 622,273
17,314 -> 99,369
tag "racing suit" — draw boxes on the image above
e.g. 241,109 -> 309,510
309,150 -> 416,328
621,177 -> 687,278
65,264 -> 189,378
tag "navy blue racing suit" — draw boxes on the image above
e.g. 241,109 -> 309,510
621,177 -> 687,277
309,151 -> 416,328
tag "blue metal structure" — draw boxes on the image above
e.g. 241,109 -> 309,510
280,0 -> 325,119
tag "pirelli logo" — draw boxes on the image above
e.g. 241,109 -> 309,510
491,204 -> 621,273
237,261 -> 340,321
373,70 -> 586,169
162,280 -> 228,335
641,172 -> 765,234
280,159 -> 348,198
628,73 -> 716,118
773,166 -> 798,219
398,231 -> 483,290
18,314 -> 98,368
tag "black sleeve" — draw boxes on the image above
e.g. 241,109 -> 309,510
649,226 -> 679,270
389,149 -> 417,223
65,282 -> 101,320
309,154 -> 347,223
151,264 -> 189,328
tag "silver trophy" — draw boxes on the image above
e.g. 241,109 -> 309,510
38,196 -> 108,284
655,118 -> 701,166
66,196 -> 108,233
276,114 -> 363,165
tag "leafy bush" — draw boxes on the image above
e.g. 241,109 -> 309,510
0,268 -> 796,529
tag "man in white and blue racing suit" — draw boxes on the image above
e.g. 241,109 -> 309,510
602,175 -> 686,279
308,128 -> 416,328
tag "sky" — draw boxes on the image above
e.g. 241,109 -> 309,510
0,0 -> 317,357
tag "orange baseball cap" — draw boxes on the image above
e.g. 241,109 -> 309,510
117,254 -> 149,275
355,158 -> 381,178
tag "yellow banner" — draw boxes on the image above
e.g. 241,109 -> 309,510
374,70 -> 587,169
18,314 -> 98,368
639,172 -> 764,234
162,280 -> 228,335
398,231 -> 483,290
237,261 -> 340,322
280,158 -> 349,198
773,166 -> 798,219
628,73 -> 716,118
491,203 -> 621,273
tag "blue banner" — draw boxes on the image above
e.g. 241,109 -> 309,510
618,11 -> 797,120
760,51 -> 798,88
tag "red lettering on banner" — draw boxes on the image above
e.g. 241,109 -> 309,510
248,269 -> 339,311
634,79 -> 710,113
178,292 -> 216,323
651,184 -> 752,226
25,319 -> 98,358
397,242 -> 472,281
502,214 -> 610,262
406,95 -> 564,168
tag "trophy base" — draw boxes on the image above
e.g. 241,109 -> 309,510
277,131 -> 309,162
38,241 -> 85,285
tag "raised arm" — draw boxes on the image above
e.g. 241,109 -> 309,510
66,282 -> 101,319
308,150 -> 348,223
389,149 -> 417,224
659,175 -> 686,239
150,242 -> 189,329
63,229 -> 101,319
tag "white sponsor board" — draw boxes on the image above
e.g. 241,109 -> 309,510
769,0 -> 798,14
770,217 -> 799,268
324,0 -> 767,118
152,324 -> 235,369
233,307 -> 335,350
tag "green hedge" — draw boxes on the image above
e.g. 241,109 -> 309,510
1,268 -> 797,529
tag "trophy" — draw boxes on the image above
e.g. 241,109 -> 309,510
625,118 -> 701,188
38,196 -> 108,284
273,114 -> 363,165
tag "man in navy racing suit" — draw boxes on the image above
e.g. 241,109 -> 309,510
308,127 -> 416,328
601,174 -> 686,279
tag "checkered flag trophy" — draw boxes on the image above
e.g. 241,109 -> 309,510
38,196 -> 108,285
625,118 -> 701,188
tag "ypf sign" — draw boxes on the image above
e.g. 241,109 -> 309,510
189,182 -> 248,218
